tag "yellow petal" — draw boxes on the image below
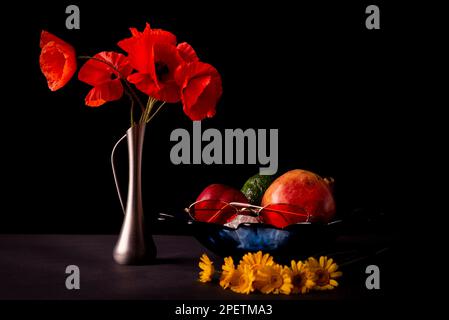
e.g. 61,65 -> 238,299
327,263 -> 338,273
281,283 -> 292,295
319,256 -> 325,267
330,279 -> 339,287
331,271 -> 343,278
284,266 -> 293,276
262,253 -> 268,264
325,258 -> 334,269
291,260 -> 297,271
306,279 -> 315,288
307,257 -> 318,267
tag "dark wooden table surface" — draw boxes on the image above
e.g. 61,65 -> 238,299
0,234 -> 388,300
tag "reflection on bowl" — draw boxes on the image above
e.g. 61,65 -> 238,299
188,220 -> 342,260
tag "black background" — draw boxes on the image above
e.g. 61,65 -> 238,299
1,0 -> 410,234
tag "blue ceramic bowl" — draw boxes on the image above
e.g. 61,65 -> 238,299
187,220 -> 342,259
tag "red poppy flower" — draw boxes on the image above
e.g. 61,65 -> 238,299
78,51 -> 133,107
39,31 -> 77,91
177,42 -> 199,63
175,61 -> 222,121
118,23 -> 185,103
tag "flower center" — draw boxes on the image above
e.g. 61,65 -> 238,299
315,269 -> 330,286
239,275 -> 247,287
292,274 -> 304,288
155,62 -> 170,82
270,274 -> 282,287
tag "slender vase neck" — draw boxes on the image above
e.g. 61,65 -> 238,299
126,123 -> 147,141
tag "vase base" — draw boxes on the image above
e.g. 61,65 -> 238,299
113,243 -> 157,265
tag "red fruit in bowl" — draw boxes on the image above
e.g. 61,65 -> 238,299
197,184 -> 249,203
193,184 -> 248,224
261,169 -> 335,223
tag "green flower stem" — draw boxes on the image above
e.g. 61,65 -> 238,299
146,101 -> 166,123
141,96 -> 164,123
140,97 -> 154,123
130,99 -> 134,126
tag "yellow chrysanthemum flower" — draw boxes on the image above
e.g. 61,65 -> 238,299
198,253 -> 215,283
256,264 -> 293,295
239,251 -> 274,272
239,251 -> 275,290
230,264 -> 256,294
307,256 -> 342,290
289,260 -> 316,294
219,256 -> 236,289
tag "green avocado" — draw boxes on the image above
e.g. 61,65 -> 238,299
241,173 -> 275,205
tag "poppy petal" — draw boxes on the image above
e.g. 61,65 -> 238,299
126,23 -> 176,44
150,28 -> 177,45
175,61 -> 222,121
40,30 -> 69,48
150,80 -> 181,103
99,51 -> 133,77
78,58 -> 113,86
127,72 -> 156,96
148,42 -> 183,102
39,31 -> 77,91
177,42 -> 199,63
84,79 -> 124,107
78,51 -> 132,86
182,76 -> 221,120
181,75 -> 212,108
118,23 -> 176,75
118,33 -> 156,76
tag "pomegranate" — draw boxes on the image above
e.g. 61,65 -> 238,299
261,169 -> 335,223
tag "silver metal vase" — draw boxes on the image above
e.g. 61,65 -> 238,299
112,123 -> 157,265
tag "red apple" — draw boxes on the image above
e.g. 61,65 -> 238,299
261,169 -> 335,223
196,184 -> 249,203
193,184 -> 248,224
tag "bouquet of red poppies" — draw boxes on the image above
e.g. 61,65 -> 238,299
39,22 -> 222,125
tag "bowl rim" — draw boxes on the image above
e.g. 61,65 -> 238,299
187,218 -> 343,232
